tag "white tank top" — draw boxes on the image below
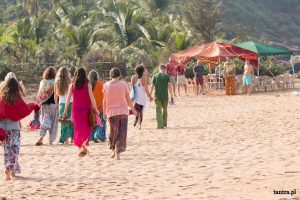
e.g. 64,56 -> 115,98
59,94 -> 73,104
134,79 -> 147,107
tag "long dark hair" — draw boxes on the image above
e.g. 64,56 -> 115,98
135,65 -> 145,79
73,68 -> 88,89
0,78 -> 24,104
88,70 -> 99,90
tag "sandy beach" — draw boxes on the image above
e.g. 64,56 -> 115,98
0,88 -> 300,200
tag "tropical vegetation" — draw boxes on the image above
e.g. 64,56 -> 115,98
0,0 -> 297,80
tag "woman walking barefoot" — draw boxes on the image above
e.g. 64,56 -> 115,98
88,70 -> 106,142
35,66 -> 58,146
0,78 -> 37,180
54,67 -> 74,144
103,67 -> 137,160
131,65 -> 152,129
63,68 -> 98,157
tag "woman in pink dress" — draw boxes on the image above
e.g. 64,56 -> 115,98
103,67 -> 137,160
63,68 -> 98,157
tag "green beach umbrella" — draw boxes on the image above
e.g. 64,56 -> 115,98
235,41 -> 293,56
236,41 -> 293,76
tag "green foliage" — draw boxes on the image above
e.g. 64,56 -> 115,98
0,0 -> 296,81
184,0 -> 223,42
0,61 -> 11,80
259,58 -> 286,77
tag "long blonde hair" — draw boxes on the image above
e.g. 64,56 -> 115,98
55,67 -> 71,96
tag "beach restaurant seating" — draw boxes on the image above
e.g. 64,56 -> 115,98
252,76 -> 259,92
236,75 -> 244,93
206,74 -> 218,90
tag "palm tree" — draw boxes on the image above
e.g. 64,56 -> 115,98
104,0 -> 145,49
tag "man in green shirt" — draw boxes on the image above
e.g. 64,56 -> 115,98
151,64 -> 173,129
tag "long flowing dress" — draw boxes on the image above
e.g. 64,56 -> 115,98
58,94 -> 74,143
71,83 -> 92,147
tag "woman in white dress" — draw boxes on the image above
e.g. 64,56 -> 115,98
130,65 -> 152,129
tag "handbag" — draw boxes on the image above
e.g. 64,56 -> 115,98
0,120 -> 6,142
88,108 -> 96,128
130,85 -> 136,100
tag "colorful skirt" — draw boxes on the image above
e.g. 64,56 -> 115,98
58,103 -> 74,143
108,115 -> 128,153
3,130 -> 21,174
90,112 -> 106,141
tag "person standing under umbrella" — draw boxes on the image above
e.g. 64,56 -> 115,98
243,60 -> 254,95
193,61 -> 205,95
224,57 -> 237,95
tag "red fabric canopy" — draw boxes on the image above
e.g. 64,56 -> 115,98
170,42 -> 258,66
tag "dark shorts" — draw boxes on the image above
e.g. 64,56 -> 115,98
130,103 -> 144,114
195,77 -> 204,86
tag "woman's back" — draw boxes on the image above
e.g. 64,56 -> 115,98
133,78 -> 146,106
104,80 -> 128,117
72,83 -> 90,109
93,80 -> 104,108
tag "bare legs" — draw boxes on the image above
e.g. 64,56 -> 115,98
244,85 -> 252,95
111,147 -> 120,160
4,168 -> 11,180
177,85 -> 188,96
78,144 -> 89,157
133,112 -> 143,130
35,136 -> 44,146
172,83 -> 177,97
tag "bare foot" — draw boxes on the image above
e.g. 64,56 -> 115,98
78,149 -> 87,157
5,170 -> 11,181
111,151 -> 115,158
116,153 -> 120,160
35,138 -> 43,146
49,142 -> 53,145
11,172 -> 16,177
78,146 -> 88,157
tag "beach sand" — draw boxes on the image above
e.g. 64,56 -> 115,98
0,88 -> 299,200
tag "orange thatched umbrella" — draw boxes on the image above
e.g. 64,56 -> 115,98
171,41 -> 258,66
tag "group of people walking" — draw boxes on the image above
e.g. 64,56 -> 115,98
0,57 -> 253,181
0,66 -> 155,180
